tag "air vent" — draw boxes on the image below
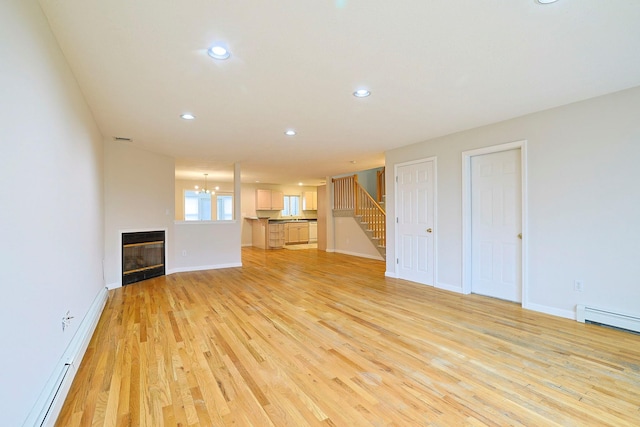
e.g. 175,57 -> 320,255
113,136 -> 132,142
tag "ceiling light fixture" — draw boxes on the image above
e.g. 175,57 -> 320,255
181,113 -> 196,120
537,0 -> 558,4
285,130 -> 297,136
353,89 -> 371,98
195,173 -> 215,194
207,44 -> 231,60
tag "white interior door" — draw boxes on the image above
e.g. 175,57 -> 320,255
396,160 -> 435,285
471,149 -> 522,302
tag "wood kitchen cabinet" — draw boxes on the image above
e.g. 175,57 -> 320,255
256,189 -> 284,210
250,218 -> 284,249
302,191 -> 317,210
285,222 -> 309,244
268,223 -> 285,248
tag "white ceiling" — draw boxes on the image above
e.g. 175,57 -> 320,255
39,0 -> 640,185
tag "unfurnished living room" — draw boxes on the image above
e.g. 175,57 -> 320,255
2,1 -> 640,426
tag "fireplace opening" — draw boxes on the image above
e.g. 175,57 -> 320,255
122,230 -> 165,285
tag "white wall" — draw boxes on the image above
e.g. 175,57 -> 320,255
385,86 -> 640,319
172,222 -> 242,271
104,141 -> 175,287
172,164 -> 242,271
0,1 -> 105,424
105,147 -> 243,282
334,217 -> 384,260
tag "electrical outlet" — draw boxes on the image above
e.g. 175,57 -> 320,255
574,280 -> 584,292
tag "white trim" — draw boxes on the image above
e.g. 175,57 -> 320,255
333,249 -> 384,261
167,262 -> 242,274
525,302 -> 574,320
436,282 -> 463,294
118,227 -> 169,288
384,271 -> 398,278
393,156 -> 438,286
461,140 -> 528,306
23,287 -> 109,427
106,282 -> 120,290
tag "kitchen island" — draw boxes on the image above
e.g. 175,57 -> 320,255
246,217 -> 317,249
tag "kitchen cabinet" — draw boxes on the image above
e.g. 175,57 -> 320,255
256,189 -> 284,210
302,191 -> 317,210
268,223 -> 285,248
308,221 -> 318,243
285,222 -> 309,244
249,218 -> 284,249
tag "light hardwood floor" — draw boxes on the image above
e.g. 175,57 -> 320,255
56,247 -> 640,426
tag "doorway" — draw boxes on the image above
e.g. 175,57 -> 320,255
462,141 -> 527,303
395,158 -> 436,286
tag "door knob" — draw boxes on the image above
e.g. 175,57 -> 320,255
426,228 -> 433,233
517,233 -> 522,240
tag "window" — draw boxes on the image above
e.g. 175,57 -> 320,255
184,190 -> 211,221
216,195 -> 233,220
282,195 -> 300,217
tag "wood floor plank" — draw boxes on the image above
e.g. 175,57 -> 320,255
56,247 -> 640,426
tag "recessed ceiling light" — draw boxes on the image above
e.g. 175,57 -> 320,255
298,182 -> 303,186
180,113 -> 196,120
353,89 -> 371,98
207,44 -> 231,60
537,0 -> 558,4
285,130 -> 297,136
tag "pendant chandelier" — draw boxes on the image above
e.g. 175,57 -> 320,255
195,173 -> 215,195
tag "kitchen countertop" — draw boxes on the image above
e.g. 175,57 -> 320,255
268,218 -> 316,223
245,217 -> 316,223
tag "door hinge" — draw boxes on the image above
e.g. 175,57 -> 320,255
396,217 -> 399,223
396,258 -> 399,264
395,176 -> 398,183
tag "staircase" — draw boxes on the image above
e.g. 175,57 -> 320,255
332,174 -> 386,259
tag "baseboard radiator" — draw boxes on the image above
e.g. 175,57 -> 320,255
576,305 -> 640,334
23,287 -> 109,427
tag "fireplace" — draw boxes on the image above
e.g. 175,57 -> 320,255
122,230 -> 165,285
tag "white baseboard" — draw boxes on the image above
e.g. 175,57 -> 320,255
333,249 -> 384,261
167,262 -> 242,274
384,271 -> 398,278
523,301 -> 574,320
108,262 -> 243,288
436,282 -> 463,294
106,281 -> 120,290
23,287 -> 109,427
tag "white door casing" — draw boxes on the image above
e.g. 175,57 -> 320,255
395,158 -> 436,286
462,141 -> 527,305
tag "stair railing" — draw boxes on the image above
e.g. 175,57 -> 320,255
332,175 -> 356,210
332,175 -> 386,248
